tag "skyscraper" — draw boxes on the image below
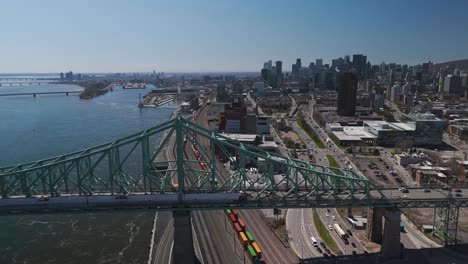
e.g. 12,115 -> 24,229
337,72 -> 358,116
352,54 -> 367,79
444,74 -> 463,94
275,61 -> 283,87
292,58 -> 301,77
263,60 -> 272,70
316,58 -> 323,70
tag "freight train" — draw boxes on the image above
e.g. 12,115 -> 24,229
225,209 -> 266,264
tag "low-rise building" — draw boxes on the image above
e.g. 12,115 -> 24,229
415,170 -> 448,185
395,152 -> 428,166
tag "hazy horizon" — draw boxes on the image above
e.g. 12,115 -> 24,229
1,0 -> 468,73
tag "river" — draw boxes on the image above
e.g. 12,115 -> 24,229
0,82 -> 177,264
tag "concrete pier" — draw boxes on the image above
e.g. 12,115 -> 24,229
366,207 -> 384,243
173,211 -> 196,264
381,209 -> 401,258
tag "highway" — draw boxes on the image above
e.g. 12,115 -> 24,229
289,113 -> 366,256
304,97 -> 461,256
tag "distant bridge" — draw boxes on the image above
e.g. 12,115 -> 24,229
0,91 -> 82,97
0,82 -> 54,86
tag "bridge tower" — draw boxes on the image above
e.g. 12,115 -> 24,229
432,202 -> 460,245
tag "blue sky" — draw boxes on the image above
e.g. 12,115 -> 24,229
1,0 -> 467,73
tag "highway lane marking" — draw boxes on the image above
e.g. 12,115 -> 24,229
168,241 -> 174,264
147,211 -> 158,264
154,218 -> 174,264
191,220 -> 204,264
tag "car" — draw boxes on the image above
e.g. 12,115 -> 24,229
347,229 -> 353,236
317,247 -> 323,253
424,189 -> 431,193
325,249 -> 331,254
455,193 -> 463,197
332,215 -> 336,220
351,242 -> 356,248
402,189 -> 409,193
454,189 -> 462,193
325,213 -> 329,217
328,225 -> 333,230
352,251 -> 357,257
320,242 -> 326,247
401,195 -> 408,199
327,209 -> 331,213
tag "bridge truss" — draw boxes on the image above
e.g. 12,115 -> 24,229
0,117 -> 467,245
0,117 -> 380,203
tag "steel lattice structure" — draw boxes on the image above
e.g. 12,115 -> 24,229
0,117 -> 467,246
0,117 -> 381,200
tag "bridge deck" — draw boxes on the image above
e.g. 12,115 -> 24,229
0,188 -> 466,214
0,91 -> 82,97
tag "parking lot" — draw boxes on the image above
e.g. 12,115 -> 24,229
352,156 -> 406,188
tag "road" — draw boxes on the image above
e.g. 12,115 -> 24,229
305,97 -> 459,254
290,116 -> 366,256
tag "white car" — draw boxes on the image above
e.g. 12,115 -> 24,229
328,225 -> 333,230
325,213 -> 329,217
332,215 -> 336,220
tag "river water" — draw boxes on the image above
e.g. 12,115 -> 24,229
0,83 -> 177,263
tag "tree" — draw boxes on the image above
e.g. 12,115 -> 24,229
445,159 -> 465,182
372,148 -> 380,156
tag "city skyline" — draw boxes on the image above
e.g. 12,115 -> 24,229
1,0 -> 468,73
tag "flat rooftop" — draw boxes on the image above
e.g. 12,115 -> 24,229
328,124 -> 376,141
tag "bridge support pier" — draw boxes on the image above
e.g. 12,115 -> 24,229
432,203 -> 459,246
366,207 -> 384,243
381,209 -> 401,259
173,211 -> 196,264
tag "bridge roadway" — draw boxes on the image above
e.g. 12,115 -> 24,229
0,188 -> 466,214
0,91 -> 82,97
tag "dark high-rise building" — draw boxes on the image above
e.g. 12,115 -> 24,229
352,54 -> 367,79
216,82 -> 228,102
337,72 -> 358,116
269,66 -> 277,88
60,72 -> 64,80
292,58 -> 302,77
275,61 -> 282,87
261,68 -> 269,82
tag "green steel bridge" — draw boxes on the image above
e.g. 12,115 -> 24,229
0,117 -> 467,245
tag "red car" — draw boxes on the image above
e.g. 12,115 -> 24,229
454,189 -> 462,193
